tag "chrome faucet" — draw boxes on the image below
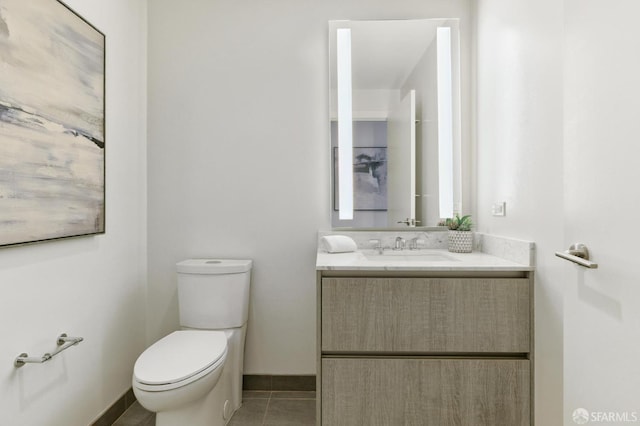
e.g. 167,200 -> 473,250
394,236 -> 405,250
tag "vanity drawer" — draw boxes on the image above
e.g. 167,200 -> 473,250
321,277 -> 530,353
321,358 -> 530,426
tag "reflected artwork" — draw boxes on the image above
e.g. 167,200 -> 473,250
333,147 -> 387,211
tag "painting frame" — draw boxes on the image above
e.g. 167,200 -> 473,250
333,147 -> 387,212
0,0 -> 106,247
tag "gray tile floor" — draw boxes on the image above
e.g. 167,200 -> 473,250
111,401 -> 154,426
112,391 -> 316,426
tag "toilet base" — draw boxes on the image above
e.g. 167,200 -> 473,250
155,378 -> 235,426
135,326 -> 246,426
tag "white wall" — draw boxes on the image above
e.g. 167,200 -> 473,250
475,0 -> 565,424
0,1 -> 147,425
147,0 -> 472,374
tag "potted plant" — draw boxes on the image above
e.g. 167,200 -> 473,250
444,214 -> 473,253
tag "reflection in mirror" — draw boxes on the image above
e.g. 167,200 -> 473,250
329,19 -> 462,228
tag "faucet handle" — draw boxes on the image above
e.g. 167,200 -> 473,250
369,239 -> 383,254
408,237 -> 424,250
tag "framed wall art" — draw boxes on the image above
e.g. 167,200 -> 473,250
333,147 -> 387,211
0,0 -> 105,247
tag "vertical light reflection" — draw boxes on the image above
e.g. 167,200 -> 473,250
437,27 -> 454,218
337,28 -> 353,220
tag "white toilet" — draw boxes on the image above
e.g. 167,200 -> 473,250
132,258 -> 252,426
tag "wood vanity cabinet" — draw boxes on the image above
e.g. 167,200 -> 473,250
316,272 -> 534,426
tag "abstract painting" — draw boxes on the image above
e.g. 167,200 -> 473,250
333,147 -> 387,211
0,0 -> 105,247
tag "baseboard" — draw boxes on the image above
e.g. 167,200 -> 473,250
243,374 -> 316,391
90,388 -> 136,426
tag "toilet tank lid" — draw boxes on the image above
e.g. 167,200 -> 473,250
176,259 -> 252,274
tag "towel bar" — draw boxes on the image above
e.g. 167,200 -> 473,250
14,333 -> 84,368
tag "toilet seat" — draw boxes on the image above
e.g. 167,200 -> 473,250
133,330 -> 227,392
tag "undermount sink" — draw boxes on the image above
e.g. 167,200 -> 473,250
363,250 -> 459,262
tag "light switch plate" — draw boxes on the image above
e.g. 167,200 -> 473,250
492,202 -> 506,216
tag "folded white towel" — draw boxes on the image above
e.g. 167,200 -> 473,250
321,235 -> 358,253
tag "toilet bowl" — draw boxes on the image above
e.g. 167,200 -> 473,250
133,330 -> 227,412
132,259 -> 252,426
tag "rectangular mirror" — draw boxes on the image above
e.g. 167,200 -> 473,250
329,19 -> 462,228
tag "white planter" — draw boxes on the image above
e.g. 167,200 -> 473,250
448,231 -> 473,253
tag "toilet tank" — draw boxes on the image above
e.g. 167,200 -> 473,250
176,259 -> 252,329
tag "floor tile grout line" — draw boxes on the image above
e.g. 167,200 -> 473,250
260,394 -> 272,426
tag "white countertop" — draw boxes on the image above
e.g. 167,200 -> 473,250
316,248 -> 533,272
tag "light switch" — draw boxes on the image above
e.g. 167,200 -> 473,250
492,202 -> 506,216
